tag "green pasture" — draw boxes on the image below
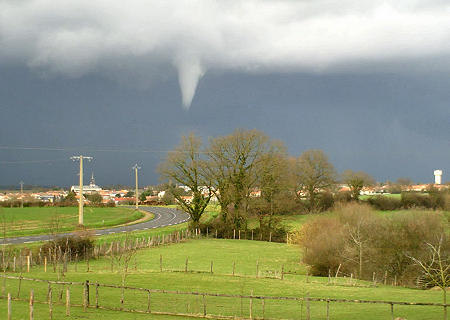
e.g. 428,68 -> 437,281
0,239 -> 447,319
0,206 -> 145,237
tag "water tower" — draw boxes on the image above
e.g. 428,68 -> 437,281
434,170 -> 443,185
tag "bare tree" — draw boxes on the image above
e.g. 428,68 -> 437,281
406,235 -> 450,320
291,150 -> 336,211
109,229 -> 137,310
158,133 -> 213,226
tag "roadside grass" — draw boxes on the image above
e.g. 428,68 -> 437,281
0,239 -> 447,319
0,206 -> 145,237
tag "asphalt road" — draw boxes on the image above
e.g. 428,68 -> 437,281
2,206 -> 191,245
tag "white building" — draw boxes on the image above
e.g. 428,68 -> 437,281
71,172 -> 102,194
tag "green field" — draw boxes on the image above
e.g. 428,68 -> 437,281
0,206 -> 145,237
0,239 -> 446,320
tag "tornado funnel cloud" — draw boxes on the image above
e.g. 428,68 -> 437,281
175,55 -> 205,110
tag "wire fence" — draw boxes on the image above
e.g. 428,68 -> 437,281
0,274 -> 448,320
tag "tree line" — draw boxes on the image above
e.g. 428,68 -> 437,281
158,128 -> 378,232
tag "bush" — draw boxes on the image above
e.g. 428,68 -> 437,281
365,195 -> 402,211
317,191 -> 335,211
300,216 -> 348,276
41,231 -> 95,261
297,203 -> 450,284
401,192 -> 438,209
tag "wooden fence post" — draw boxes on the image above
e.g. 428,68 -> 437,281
66,287 -> 70,317
29,289 -> 34,320
160,254 -> 163,272
147,290 -> 151,313
256,262 -> 259,278
306,292 -> 310,320
281,265 -> 284,280
27,255 -> 30,273
17,273 -> 22,299
262,298 -> 266,319
95,281 -> 99,309
327,298 -> 330,320
249,289 -> 253,319
203,294 -> 206,317
49,287 -> 52,320
8,292 -> 11,320
83,281 -> 88,312
46,283 -> 51,302
390,302 -> 395,320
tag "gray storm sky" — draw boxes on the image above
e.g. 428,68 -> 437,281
1,0 -> 450,187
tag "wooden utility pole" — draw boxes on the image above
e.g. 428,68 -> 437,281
132,164 -> 141,210
71,156 -> 92,226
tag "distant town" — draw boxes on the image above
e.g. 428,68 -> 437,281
1,171 -> 448,207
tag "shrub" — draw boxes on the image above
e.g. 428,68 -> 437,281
365,195 -> 402,211
297,203 -> 450,284
300,216 -> 349,276
41,231 -> 95,261
401,192 -> 442,209
317,191 -> 335,211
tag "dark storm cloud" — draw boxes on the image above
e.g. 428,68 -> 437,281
1,1 -> 450,108
2,1 -> 450,186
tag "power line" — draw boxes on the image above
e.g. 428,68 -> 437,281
0,146 -> 167,153
0,158 -> 70,164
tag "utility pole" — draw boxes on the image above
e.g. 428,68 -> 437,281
132,164 -> 141,210
71,156 -> 93,226
19,181 -> 24,208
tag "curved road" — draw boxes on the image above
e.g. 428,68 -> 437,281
3,206 -> 190,245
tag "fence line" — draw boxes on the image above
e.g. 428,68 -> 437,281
1,274 -> 449,320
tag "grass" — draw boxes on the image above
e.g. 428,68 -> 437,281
0,239 -> 447,319
0,206 -> 145,237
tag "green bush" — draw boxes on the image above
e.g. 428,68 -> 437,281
401,192 -> 438,209
366,195 -> 402,211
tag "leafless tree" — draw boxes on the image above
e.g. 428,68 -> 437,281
406,235 -> 450,320
290,149 -> 336,211
109,229 -> 137,310
158,133 -> 213,226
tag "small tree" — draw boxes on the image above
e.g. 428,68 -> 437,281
341,170 -> 375,201
406,235 -> 450,320
109,230 -> 137,310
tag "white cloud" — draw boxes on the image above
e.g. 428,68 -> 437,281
1,0 -> 450,107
